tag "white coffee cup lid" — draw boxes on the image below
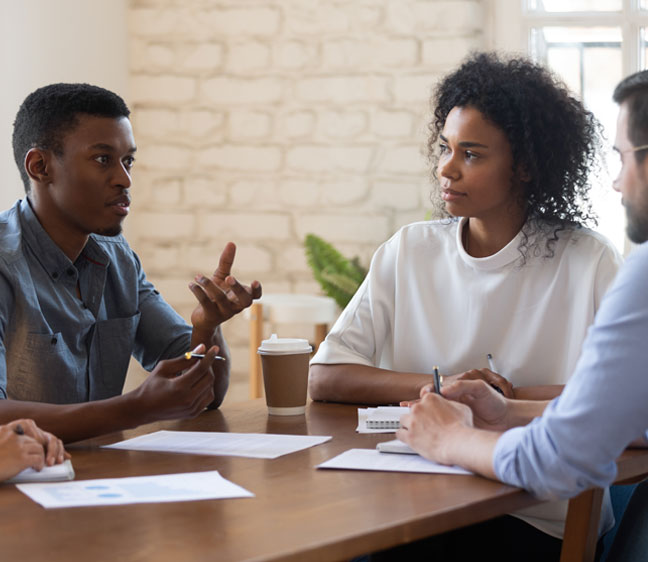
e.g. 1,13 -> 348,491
258,333 -> 312,354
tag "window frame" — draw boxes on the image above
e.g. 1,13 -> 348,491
488,0 -> 648,73
486,0 -> 648,254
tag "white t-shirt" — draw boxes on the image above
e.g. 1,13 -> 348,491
311,217 -> 622,538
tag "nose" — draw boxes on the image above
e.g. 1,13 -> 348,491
612,165 -> 621,193
612,176 -> 621,193
114,161 -> 132,189
438,150 -> 459,180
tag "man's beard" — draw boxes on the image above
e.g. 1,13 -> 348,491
625,198 -> 648,244
95,224 -> 123,237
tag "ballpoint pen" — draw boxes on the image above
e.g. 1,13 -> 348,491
433,365 -> 441,395
184,352 -> 226,361
486,353 -> 505,394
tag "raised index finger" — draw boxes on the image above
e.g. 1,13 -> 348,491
213,242 -> 237,282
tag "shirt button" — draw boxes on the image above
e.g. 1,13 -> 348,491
52,272 -> 59,279
66,268 -> 75,276
51,337 -> 57,345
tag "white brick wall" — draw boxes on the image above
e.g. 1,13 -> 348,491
127,0 -> 485,402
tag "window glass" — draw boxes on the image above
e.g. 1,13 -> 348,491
531,26 -> 625,251
528,0 -> 622,12
643,28 -> 648,69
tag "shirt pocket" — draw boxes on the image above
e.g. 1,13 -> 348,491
9,332 -> 79,403
90,312 -> 141,400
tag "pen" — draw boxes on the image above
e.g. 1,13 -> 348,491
184,352 -> 226,361
433,366 -> 441,395
486,353 -> 505,395
14,424 -> 24,435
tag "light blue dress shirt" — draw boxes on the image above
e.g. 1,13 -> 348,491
0,199 -> 191,403
494,240 -> 648,503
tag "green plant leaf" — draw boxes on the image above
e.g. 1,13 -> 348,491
304,233 -> 367,309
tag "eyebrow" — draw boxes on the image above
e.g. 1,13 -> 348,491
88,143 -> 137,153
439,134 -> 489,149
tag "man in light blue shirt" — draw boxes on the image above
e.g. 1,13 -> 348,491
0,83 -> 262,443
395,71 -> 648,556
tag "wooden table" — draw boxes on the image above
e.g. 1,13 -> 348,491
0,400 -> 546,562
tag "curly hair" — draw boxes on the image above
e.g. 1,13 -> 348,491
13,83 -> 130,194
428,51 -> 603,258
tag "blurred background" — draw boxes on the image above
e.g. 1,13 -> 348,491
1,0 -> 644,402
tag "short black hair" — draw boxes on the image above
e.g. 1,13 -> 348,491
12,83 -> 130,193
613,70 -> 648,163
428,52 -> 603,258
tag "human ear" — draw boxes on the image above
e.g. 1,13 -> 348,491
24,148 -> 52,185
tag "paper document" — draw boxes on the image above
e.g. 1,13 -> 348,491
376,439 -> 416,455
7,459 -> 75,484
104,430 -> 332,459
318,448 -> 472,475
357,407 -> 410,433
16,470 -> 253,509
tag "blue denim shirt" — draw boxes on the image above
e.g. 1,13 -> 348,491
0,199 -> 191,403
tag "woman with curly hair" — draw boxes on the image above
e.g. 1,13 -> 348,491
309,52 -> 621,559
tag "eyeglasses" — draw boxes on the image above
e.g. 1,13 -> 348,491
611,144 -> 648,179
618,144 -> 648,155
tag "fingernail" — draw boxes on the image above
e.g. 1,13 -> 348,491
192,343 -> 206,354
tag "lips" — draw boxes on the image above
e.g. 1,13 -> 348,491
107,195 -> 131,216
441,188 -> 467,202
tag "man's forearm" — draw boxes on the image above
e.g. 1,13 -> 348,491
0,393 -> 144,444
443,426 -> 501,479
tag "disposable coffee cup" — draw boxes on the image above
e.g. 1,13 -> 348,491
257,334 -> 312,415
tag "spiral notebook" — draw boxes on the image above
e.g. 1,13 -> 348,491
364,406 -> 410,430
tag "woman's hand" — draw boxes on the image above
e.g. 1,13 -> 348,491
0,419 -> 69,482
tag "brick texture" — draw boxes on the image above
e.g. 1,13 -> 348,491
127,0 -> 485,400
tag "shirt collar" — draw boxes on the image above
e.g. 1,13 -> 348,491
19,198 -> 109,281
455,216 -> 525,271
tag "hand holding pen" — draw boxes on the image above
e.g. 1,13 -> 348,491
405,366 -> 442,405
449,355 -> 513,398
486,354 -> 505,395
422,357 -> 512,399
